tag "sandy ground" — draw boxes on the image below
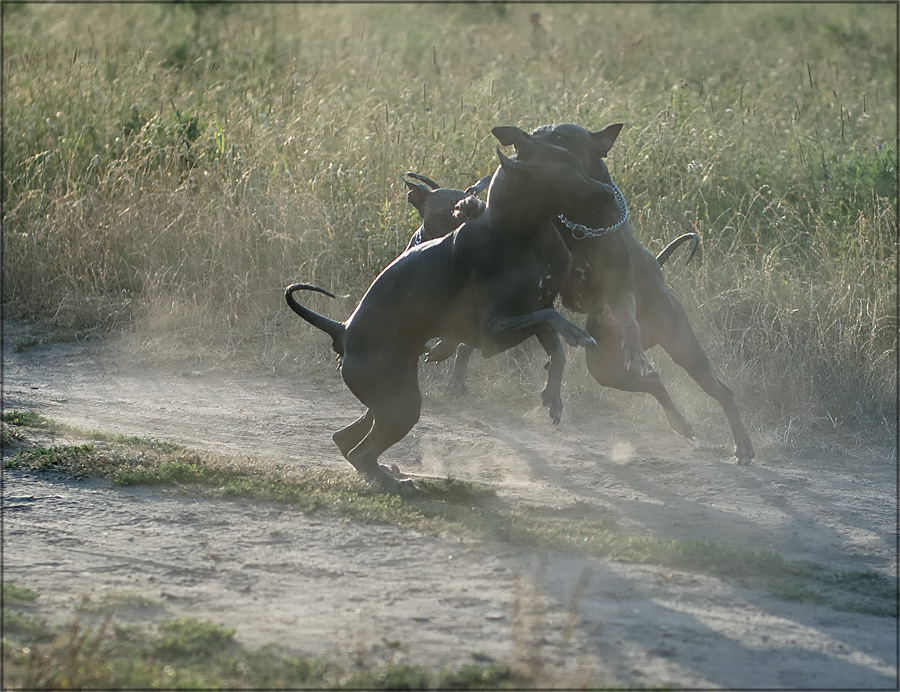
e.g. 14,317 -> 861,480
2,323 -> 897,688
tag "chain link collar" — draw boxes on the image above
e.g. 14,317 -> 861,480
557,180 -> 629,240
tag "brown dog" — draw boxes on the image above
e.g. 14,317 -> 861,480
533,122 -> 754,465
444,124 -> 753,464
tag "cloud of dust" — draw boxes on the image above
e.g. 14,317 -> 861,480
609,440 -> 634,464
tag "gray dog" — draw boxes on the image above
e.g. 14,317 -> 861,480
285,126 -> 617,493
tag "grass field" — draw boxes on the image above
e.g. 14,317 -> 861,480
3,2 -> 896,449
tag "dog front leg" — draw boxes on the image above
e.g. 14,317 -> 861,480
423,338 -> 460,363
534,325 -> 566,424
484,309 -> 596,356
601,258 -> 653,377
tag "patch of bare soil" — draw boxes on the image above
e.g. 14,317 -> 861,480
3,324 -> 897,688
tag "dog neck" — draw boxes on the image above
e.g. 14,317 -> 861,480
555,179 -> 626,238
484,167 -> 563,233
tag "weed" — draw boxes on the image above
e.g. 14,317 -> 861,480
2,583 -> 39,604
4,444 -> 99,477
766,578 -> 829,604
152,617 -> 235,660
440,661 -> 515,689
825,570 -> 897,599
2,410 -> 50,429
414,476 -> 498,504
2,610 -> 46,638
0,587 -> 537,689
834,602 -> 898,618
75,591 -> 163,616
345,663 -> 432,690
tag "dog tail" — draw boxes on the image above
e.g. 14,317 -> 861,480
405,171 -> 441,190
656,233 -> 700,267
284,283 -> 346,356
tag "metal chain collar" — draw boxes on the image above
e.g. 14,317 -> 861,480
557,180 -> 629,240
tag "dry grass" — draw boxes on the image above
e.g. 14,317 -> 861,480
3,3 -> 896,449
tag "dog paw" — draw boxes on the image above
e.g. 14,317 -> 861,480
733,443 -> 756,466
452,195 -> 486,221
624,346 -> 654,376
561,326 -> 597,348
387,477 -> 419,496
664,413 -> 694,440
379,463 -> 409,479
369,469 -> 418,495
541,389 -> 563,424
424,339 -> 457,363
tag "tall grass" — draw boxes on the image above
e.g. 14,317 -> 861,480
3,3 -> 896,448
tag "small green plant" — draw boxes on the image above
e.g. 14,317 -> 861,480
2,610 -> 47,638
152,617 -> 235,660
2,410 -> 50,428
440,661 -> 516,689
0,589 -> 541,689
826,570 -> 897,599
835,602 -> 898,618
75,591 -> 163,616
767,577 -> 828,604
3,583 -> 39,604
345,663 -> 432,690
4,444 -> 98,477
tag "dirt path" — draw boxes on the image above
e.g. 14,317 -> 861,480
3,326 -> 897,688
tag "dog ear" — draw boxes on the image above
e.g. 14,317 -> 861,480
496,146 -> 540,174
401,176 -> 430,210
590,123 -> 624,158
491,126 -> 532,149
465,174 -> 492,197
404,171 -> 441,190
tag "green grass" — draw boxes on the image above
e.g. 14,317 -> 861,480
152,617 -> 236,660
3,583 -> 39,604
1,431 -> 795,580
7,414 -> 896,617
2,3 -> 896,450
75,591 -> 164,617
1,591 -> 531,689
2,410 -> 51,429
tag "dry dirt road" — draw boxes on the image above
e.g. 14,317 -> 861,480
3,324 -> 897,689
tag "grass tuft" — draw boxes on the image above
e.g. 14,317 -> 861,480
152,617 -> 236,660
3,583 -> 39,604
1,587 -> 539,689
2,410 -> 51,429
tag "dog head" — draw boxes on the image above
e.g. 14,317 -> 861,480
489,125 -> 597,202
490,125 -> 590,188
402,175 -> 473,242
489,125 -> 620,226
530,122 -> 623,185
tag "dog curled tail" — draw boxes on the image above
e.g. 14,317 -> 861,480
656,233 -> 701,267
284,283 -> 345,357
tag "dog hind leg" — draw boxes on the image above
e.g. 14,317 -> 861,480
340,358 -> 422,493
652,303 -> 755,465
585,313 -> 695,440
332,410 -> 374,459
446,344 -> 475,397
